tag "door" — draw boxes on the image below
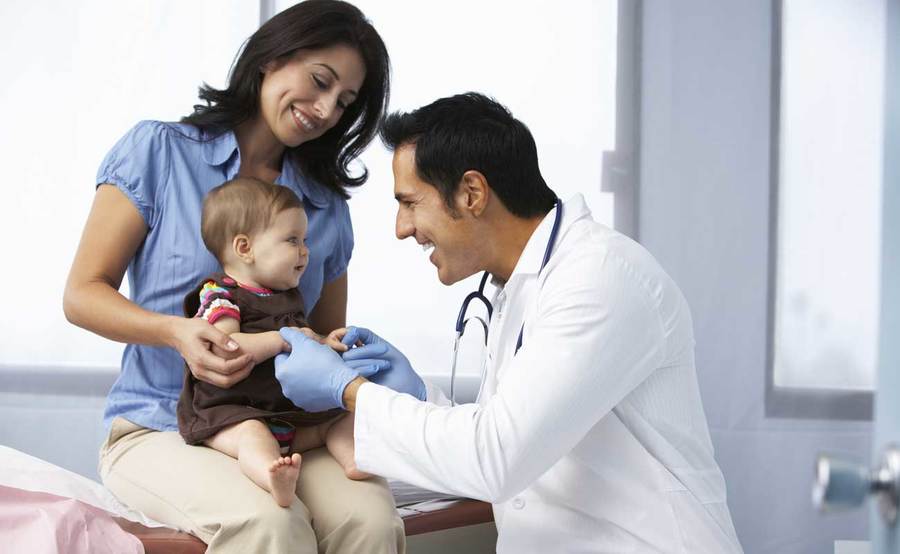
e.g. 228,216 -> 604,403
873,0 -> 900,551
811,2 -> 899,551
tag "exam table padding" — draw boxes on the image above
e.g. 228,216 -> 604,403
115,499 -> 494,552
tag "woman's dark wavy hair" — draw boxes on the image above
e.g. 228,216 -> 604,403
181,0 -> 390,198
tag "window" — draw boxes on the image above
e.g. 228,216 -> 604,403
767,0 -> 886,419
0,1 -> 258,370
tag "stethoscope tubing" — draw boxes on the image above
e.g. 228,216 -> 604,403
449,198 -> 563,405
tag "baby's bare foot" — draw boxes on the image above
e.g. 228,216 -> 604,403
268,453 -> 301,507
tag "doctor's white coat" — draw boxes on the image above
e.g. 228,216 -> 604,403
354,194 -> 743,553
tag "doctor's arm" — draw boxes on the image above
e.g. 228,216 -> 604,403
344,254 -> 668,503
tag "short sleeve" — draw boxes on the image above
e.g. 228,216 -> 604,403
96,120 -> 172,228
195,281 -> 241,324
323,198 -> 354,282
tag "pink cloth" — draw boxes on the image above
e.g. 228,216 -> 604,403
0,485 -> 143,554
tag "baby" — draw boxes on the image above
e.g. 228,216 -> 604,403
176,176 -> 367,508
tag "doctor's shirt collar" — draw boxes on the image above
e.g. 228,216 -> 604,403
502,194 -> 591,286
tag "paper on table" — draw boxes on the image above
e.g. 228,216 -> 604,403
388,478 -> 466,507
396,498 -> 470,518
0,484 -> 144,554
0,445 -> 165,528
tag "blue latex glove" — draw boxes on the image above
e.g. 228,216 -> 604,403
275,327 -> 388,411
341,326 -> 427,401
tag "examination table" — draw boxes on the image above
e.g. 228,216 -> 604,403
115,499 -> 494,553
2,369 -> 496,552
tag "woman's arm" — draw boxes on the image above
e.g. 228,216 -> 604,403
64,185 -> 253,388
307,272 -> 348,335
64,185 -> 164,343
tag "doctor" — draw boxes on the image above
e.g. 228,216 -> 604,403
275,93 -> 744,553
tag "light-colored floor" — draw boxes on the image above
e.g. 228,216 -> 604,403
835,541 -> 870,554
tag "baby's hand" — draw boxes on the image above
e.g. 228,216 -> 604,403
281,327 -> 324,352
323,327 -> 350,353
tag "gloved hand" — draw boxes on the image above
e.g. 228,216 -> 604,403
275,327 -> 388,411
341,326 -> 426,401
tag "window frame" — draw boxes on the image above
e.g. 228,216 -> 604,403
764,0 -> 874,421
600,0 -> 642,240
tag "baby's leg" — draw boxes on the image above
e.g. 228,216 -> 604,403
204,419 -> 300,507
324,414 -> 371,480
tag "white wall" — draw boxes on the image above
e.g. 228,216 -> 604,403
640,1 -> 871,552
0,0 -> 258,369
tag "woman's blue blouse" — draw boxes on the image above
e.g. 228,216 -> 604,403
97,121 -> 354,432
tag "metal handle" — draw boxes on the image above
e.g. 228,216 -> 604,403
813,444 -> 900,524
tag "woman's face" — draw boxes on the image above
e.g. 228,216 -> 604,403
259,44 -> 366,148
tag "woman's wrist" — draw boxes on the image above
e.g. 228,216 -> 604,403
156,313 -> 183,349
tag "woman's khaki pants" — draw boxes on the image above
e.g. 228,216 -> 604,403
99,417 -> 405,554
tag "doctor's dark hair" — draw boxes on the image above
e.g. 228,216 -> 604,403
379,93 -> 556,218
181,0 -> 390,199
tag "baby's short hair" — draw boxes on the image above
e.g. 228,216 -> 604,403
201,177 -> 303,262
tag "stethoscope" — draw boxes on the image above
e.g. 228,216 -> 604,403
448,198 -> 563,405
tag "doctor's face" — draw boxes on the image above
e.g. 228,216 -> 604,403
392,145 -> 482,285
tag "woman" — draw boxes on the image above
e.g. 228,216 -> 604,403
63,1 -> 401,552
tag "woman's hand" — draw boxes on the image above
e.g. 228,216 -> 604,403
166,317 -> 254,388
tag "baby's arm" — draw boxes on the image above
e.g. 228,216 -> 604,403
281,326 -> 349,353
210,317 -> 287,363
195,280 -> 286,363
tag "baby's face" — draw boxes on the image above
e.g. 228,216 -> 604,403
248,207 -> 309,291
